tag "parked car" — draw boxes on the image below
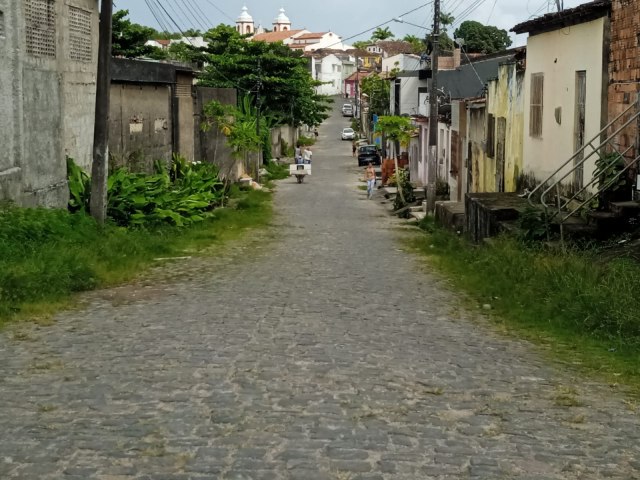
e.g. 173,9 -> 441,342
357,144 -> 381,166
341,127 -> 356,140
341,103 -> 354,117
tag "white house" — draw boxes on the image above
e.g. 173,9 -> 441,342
512,0 -> 611,192
309,53 -> 356,96
290,32 -> 351,52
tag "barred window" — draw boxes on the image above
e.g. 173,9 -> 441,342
530,73 -> 544,138
69,6 -> 92,62
25,0 -> 56,58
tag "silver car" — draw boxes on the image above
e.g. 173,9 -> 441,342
341,127 -> 356,140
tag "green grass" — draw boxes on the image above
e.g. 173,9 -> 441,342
263,161 -> 290,181
408,217 -> 640,392
0,189 -> 272,326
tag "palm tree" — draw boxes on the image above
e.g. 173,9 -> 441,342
372,27 -> 394,41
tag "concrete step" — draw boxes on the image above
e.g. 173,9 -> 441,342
410,211 -> 426,222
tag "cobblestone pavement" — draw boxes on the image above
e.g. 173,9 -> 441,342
1,102 -> 639,480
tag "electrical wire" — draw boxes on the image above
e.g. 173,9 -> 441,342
176,0 -> 208,32
323,1 -> 435,49
200,0 -> 235,23
144,0 -> 171,33
184,0 -> 213,29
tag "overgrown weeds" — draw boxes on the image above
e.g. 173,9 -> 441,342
0,189 -> 271,326
408,223 -> 640,387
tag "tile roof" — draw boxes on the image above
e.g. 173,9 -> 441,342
511,0 -> 610,35
373,40 -> 415,56
295,32 -> 328,40
252,29 -> 304,43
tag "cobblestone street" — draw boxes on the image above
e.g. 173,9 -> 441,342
1,103 -> 639,480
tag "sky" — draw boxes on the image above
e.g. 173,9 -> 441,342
120,0 -> 590,48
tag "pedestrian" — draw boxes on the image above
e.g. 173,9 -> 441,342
294,144 -> 302,164
352,140 -> 357,157
303,146 -> 312,164
313,127 -> 319,139
364,161 -> 376,199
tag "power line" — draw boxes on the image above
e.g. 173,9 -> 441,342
176,0 -> 208,32
184,0 -> 212,29
200,0 -> 235,23
144,0 -> 171,33
324,1 -> 435,49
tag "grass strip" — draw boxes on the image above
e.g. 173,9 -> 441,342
407,217 -> 640,392
0,189 -> 272,327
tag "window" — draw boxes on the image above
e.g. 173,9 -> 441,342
25,0 -> 56,58
486,113 -> 495,157
530,73 -> 544,138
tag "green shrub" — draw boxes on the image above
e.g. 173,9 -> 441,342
68,156 -> 225,227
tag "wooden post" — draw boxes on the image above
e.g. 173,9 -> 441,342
90,0 -> 113,224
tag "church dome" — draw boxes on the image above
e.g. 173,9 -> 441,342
274,8 -> 291,24
237,6 -> 253,23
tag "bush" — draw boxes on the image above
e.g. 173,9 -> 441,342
68,156 -> 225,227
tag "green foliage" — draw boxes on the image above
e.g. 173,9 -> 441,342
0,189 -> 272,324
453,20 -> 512,54
67,157 -> 225,228
352,40 -> 370,50
595,152 -> 628,194
263,161 -> 290,181
360,74 -> 390,116
372,27 -> 394,41
202,95 -> 268,161
409,230 -> 640,371
296,136 -> 316,147
198,25 -> 331,128
403,34 -> 426,55
517,206 -> 548,244
67,157 -> 90,213
112,10 -> 163,59
376,116 -> 413,147
393,168 -> 415,213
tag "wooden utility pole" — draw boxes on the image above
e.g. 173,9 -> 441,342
90,0 -> 113,224
426,0 -> 440,214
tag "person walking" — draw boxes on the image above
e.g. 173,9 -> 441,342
364,161 -> 376,199
303,146 -> 312,164
294,144 -> 302,164
352,140 -> 357,157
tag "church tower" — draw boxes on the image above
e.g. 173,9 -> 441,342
272,8 -> 292,32
236,6 -> 255,35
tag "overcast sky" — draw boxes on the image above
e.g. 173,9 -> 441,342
120,0 -> 590,47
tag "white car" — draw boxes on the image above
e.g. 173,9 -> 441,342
341,127 -> 356,140
341,104 -> 354,117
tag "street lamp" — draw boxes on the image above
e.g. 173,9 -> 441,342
393,17 -> 430,30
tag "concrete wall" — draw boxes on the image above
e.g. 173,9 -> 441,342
0,0 -> 23,202
109,83 -> 173,173
608,0 -> 639,160
523,17 -> 608,188
195,87 -> 244,180
486,62 -> 525,193
0,0 -> 98,207
391,74 -> 428,116
314,55 -> 344,96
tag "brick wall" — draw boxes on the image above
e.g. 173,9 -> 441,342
608,0 -> 640,159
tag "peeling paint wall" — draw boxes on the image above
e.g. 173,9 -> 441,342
467,102 -> 490,193
486,62 -> 525,193
522,17 -> 607,189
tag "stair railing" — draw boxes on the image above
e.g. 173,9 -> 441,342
527,96 -> 640,224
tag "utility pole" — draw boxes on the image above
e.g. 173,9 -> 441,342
255,59 -> 263,180
90,0 -> 113,224
426,0 -> 440,214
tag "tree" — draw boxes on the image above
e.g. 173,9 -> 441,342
371,27 -> 394,41
360,74 -> 389,116
111,10 -> 163,58
199,25 -> 331,128
376,116 -> 415,208
438,11 -> 455,52
403,34 -> 425,55
453,21 -> 512,54
352,40 -> 370,50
